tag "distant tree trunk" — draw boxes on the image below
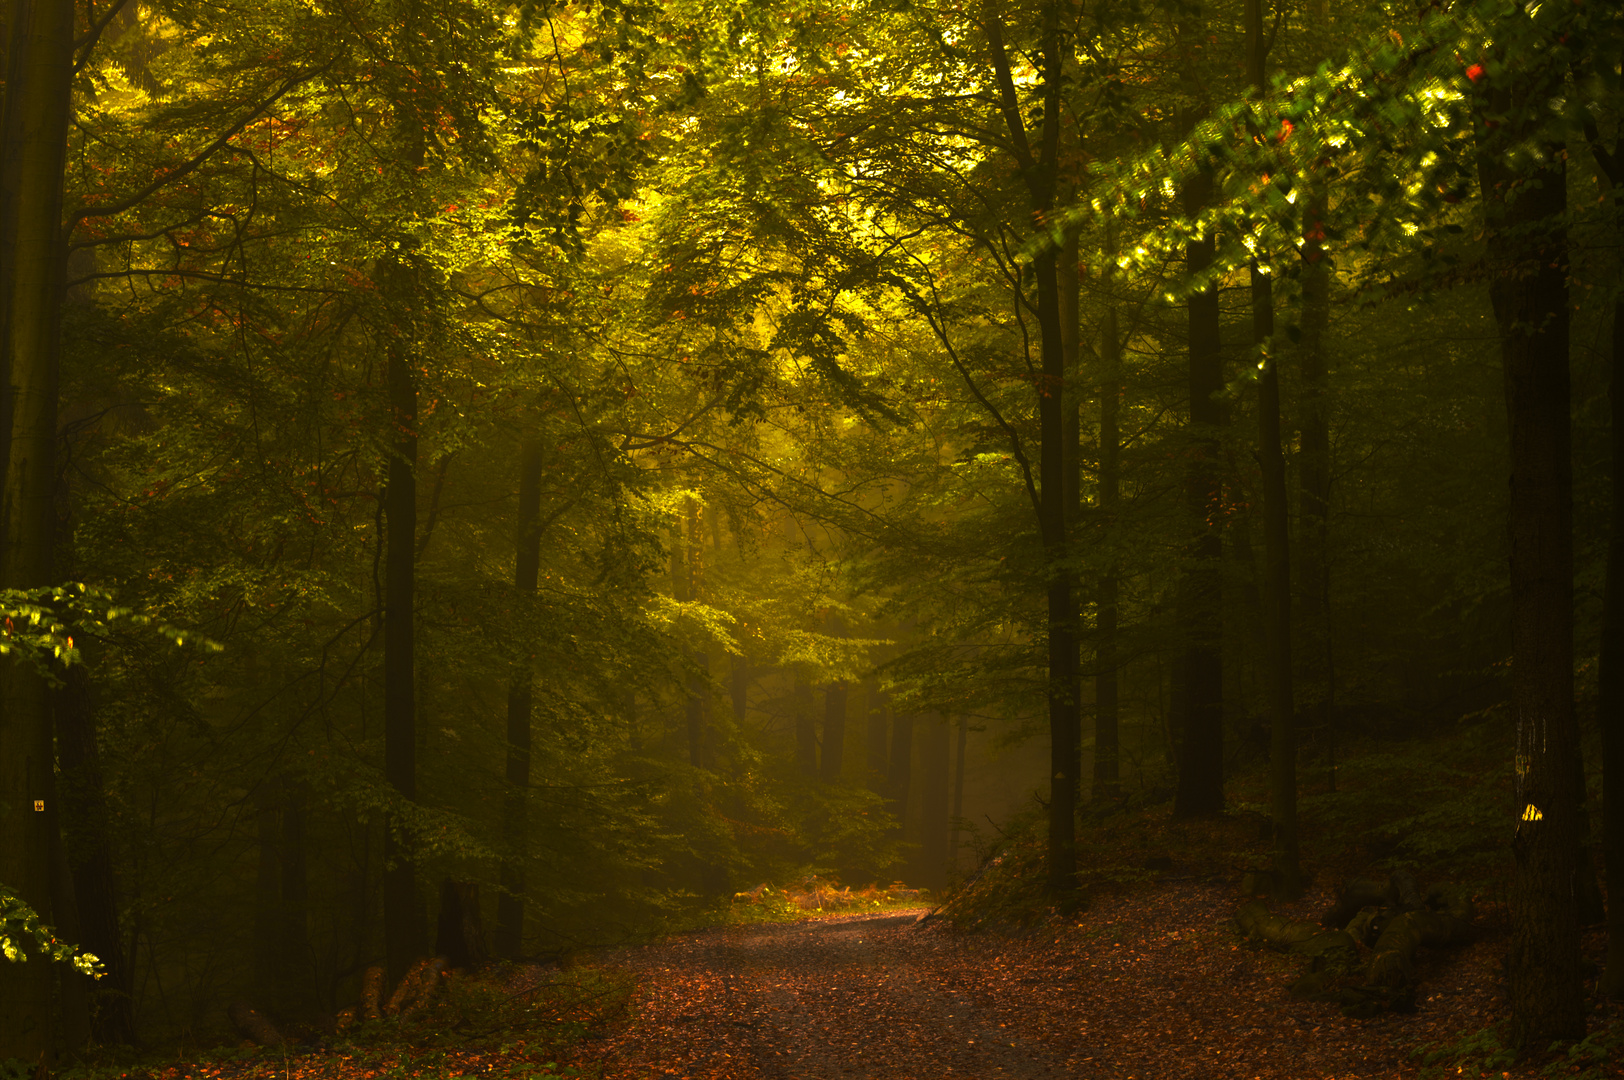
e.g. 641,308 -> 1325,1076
886,711 -> 914,825
1246,0 -> 1300,900
795,673 -> 818,776
1094,247 -> 1123,805
255,787 -> 281,991
382,259 -> 421,988
730,653 -> 749,723
55,665 -> 135,1043
1479,68 -> 1582,1046
681,497 -> 710,769
822,681 -> 847,782
0,0 -> 72,1061
949,716 -> 968,868
919,717 -> 951,890
864,678 -> 888,791
496,432 -> 543,959
1297,0 -> 1334,800
1173,164 -> 1225,820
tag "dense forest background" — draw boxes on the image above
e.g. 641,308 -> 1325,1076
1,0 -> 1620,1065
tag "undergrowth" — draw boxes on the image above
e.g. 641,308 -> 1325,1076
1412,1019 -> 1624,1080
718,876 -> 927,925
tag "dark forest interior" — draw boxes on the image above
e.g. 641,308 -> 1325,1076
2,0 -> 1623,1076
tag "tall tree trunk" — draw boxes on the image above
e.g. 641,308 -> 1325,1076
949,715 -> 968,868
1246,0 -> 1299,899
864,678 -> 887,792
1173,165 -> 1225,819
255,785 -> 281,991
1094,247 -> 1123,804
980,0 -> 1077,897
919,717 -> 951,891
886,711 -> 914,827
1479,75 -> 1582,1047
795,672 -> 817,776
382,265 -> 421,988
56,665 -> 135,1043
730,653 -> 749,724
683,497 -> 709,769
496,433 -> 543,958
0,0 -> 72,1060
280,783 -> 309,1003
822,681 -> 847,782
1602,292 -> 1624,999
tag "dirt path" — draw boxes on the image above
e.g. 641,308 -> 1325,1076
589,883 -> 1532,1080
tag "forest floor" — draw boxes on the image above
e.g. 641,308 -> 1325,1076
580,880 -> 1621,1080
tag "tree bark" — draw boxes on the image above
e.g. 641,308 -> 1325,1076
1478,79 -> 1583,1046
886,710 -> 914,826
864,678 -> 888,792
0,0 -> 73,1060
950,715 -> 968,867
1094,245 -> 1122,804
795,672 -> 817,776
979,0 -> 1077,897
1603,293 -> 1624,998
822,681 -> 847,782
55,664 -> 135,1043
382,259 -> 421,988
1173,165 -> 1225,820
684,497 -> 710,769
919,716 -> 951,890
496,432 -> 543,958
1246,0 -> 1300,899
730,653 -> 749,724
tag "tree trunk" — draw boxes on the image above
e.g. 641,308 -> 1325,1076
1246,0 -> 1300,900
1173,164 -> 1225,820
0,0 -> 73,1060
280,782 -> 309,1003
865,678 -> 888,792
822,681 -> 847,782
950,715 -> 968,867
435,879 -> 487,971
684,497 -> 710,768
1604,295 -> 1624,998
795,672 -> 817,776
919,717 -> 951,891
496,432 -> 543,958
981,0 -> 1076,896
1479,84 -> 1582,1046
55,664 -> 135,1043
730,653 -> 749,723
886,711 -> 914,826
382,261 -> 421,989
1094,247 -> 1123,804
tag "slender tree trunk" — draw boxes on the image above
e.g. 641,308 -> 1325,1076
919,717 -> 951,891
1246,0 -> 1300,899
1479,87 -> 1582,1046
1094,244 -> 1123,804
56,665 -> 135,1043
981,0 -> 1076,895
382,266 -> 421,988
280,782 -> 309,1005
886,711 -> 914,826
730,653 -> 749,724
795,672 -> 818,776
683,497 -> 710,768
255,784 -> 281,991
495,434 -> 543,957
864,678 -> 887,792
949,715 -> 968,868
822,681 -> 847,782
1602,293 -> 1624,998
1173,165 -> 1225,819
0,0 -> 72,1060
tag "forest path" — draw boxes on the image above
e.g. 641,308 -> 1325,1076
589,883 -> 1511,1080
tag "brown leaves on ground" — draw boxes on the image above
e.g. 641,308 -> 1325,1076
583,881 -> 1621,1080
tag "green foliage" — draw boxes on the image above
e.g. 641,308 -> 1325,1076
1413,1021 -> 1624,1080
0,882 -> 104,976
